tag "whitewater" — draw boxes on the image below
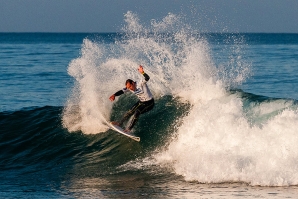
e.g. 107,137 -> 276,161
61,11 -> 298,187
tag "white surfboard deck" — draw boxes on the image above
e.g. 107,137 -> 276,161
105,121 -> 140,142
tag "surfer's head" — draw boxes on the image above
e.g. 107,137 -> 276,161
125,79 -> 136,91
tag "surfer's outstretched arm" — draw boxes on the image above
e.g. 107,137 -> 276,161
139,65 -> 150,81
109,90 -> 124,101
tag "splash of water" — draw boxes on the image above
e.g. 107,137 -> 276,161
61,11 -> 298,186
154,96 -> 298,186
62,11 -> 237,134
77,12 -> 298,186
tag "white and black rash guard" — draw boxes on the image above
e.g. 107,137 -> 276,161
114,73 -> 153,102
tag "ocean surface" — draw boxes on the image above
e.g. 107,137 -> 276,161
1,14 -> 298,198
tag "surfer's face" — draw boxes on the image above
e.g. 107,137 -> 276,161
126,82 -> 136,91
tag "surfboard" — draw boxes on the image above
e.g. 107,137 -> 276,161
105,121 -> 140,142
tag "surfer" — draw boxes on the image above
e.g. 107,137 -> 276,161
109,65 -> 154,132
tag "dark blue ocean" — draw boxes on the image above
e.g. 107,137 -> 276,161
1,17 -> 298,198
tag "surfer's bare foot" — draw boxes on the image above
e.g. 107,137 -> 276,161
111,121 -> 120,126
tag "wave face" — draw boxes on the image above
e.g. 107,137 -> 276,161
61,11 -> 298,186
0,106 -> 68,171
0,96 -> 189,174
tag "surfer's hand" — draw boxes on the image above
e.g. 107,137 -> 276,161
109,94 -> 115,101
138,65 -> 144,74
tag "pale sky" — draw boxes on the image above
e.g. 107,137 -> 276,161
0,0 -> 297,33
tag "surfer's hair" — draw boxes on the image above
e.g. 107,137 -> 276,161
125,79 -> 135,85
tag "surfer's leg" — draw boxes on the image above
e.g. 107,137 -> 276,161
119,101 -> 141,126
139,99 -> 155,114
126,99 -> 154,130
127,110 -> 141,130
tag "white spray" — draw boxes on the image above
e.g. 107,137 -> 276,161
62,11 -> 223,133
62,12 -> 298,186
